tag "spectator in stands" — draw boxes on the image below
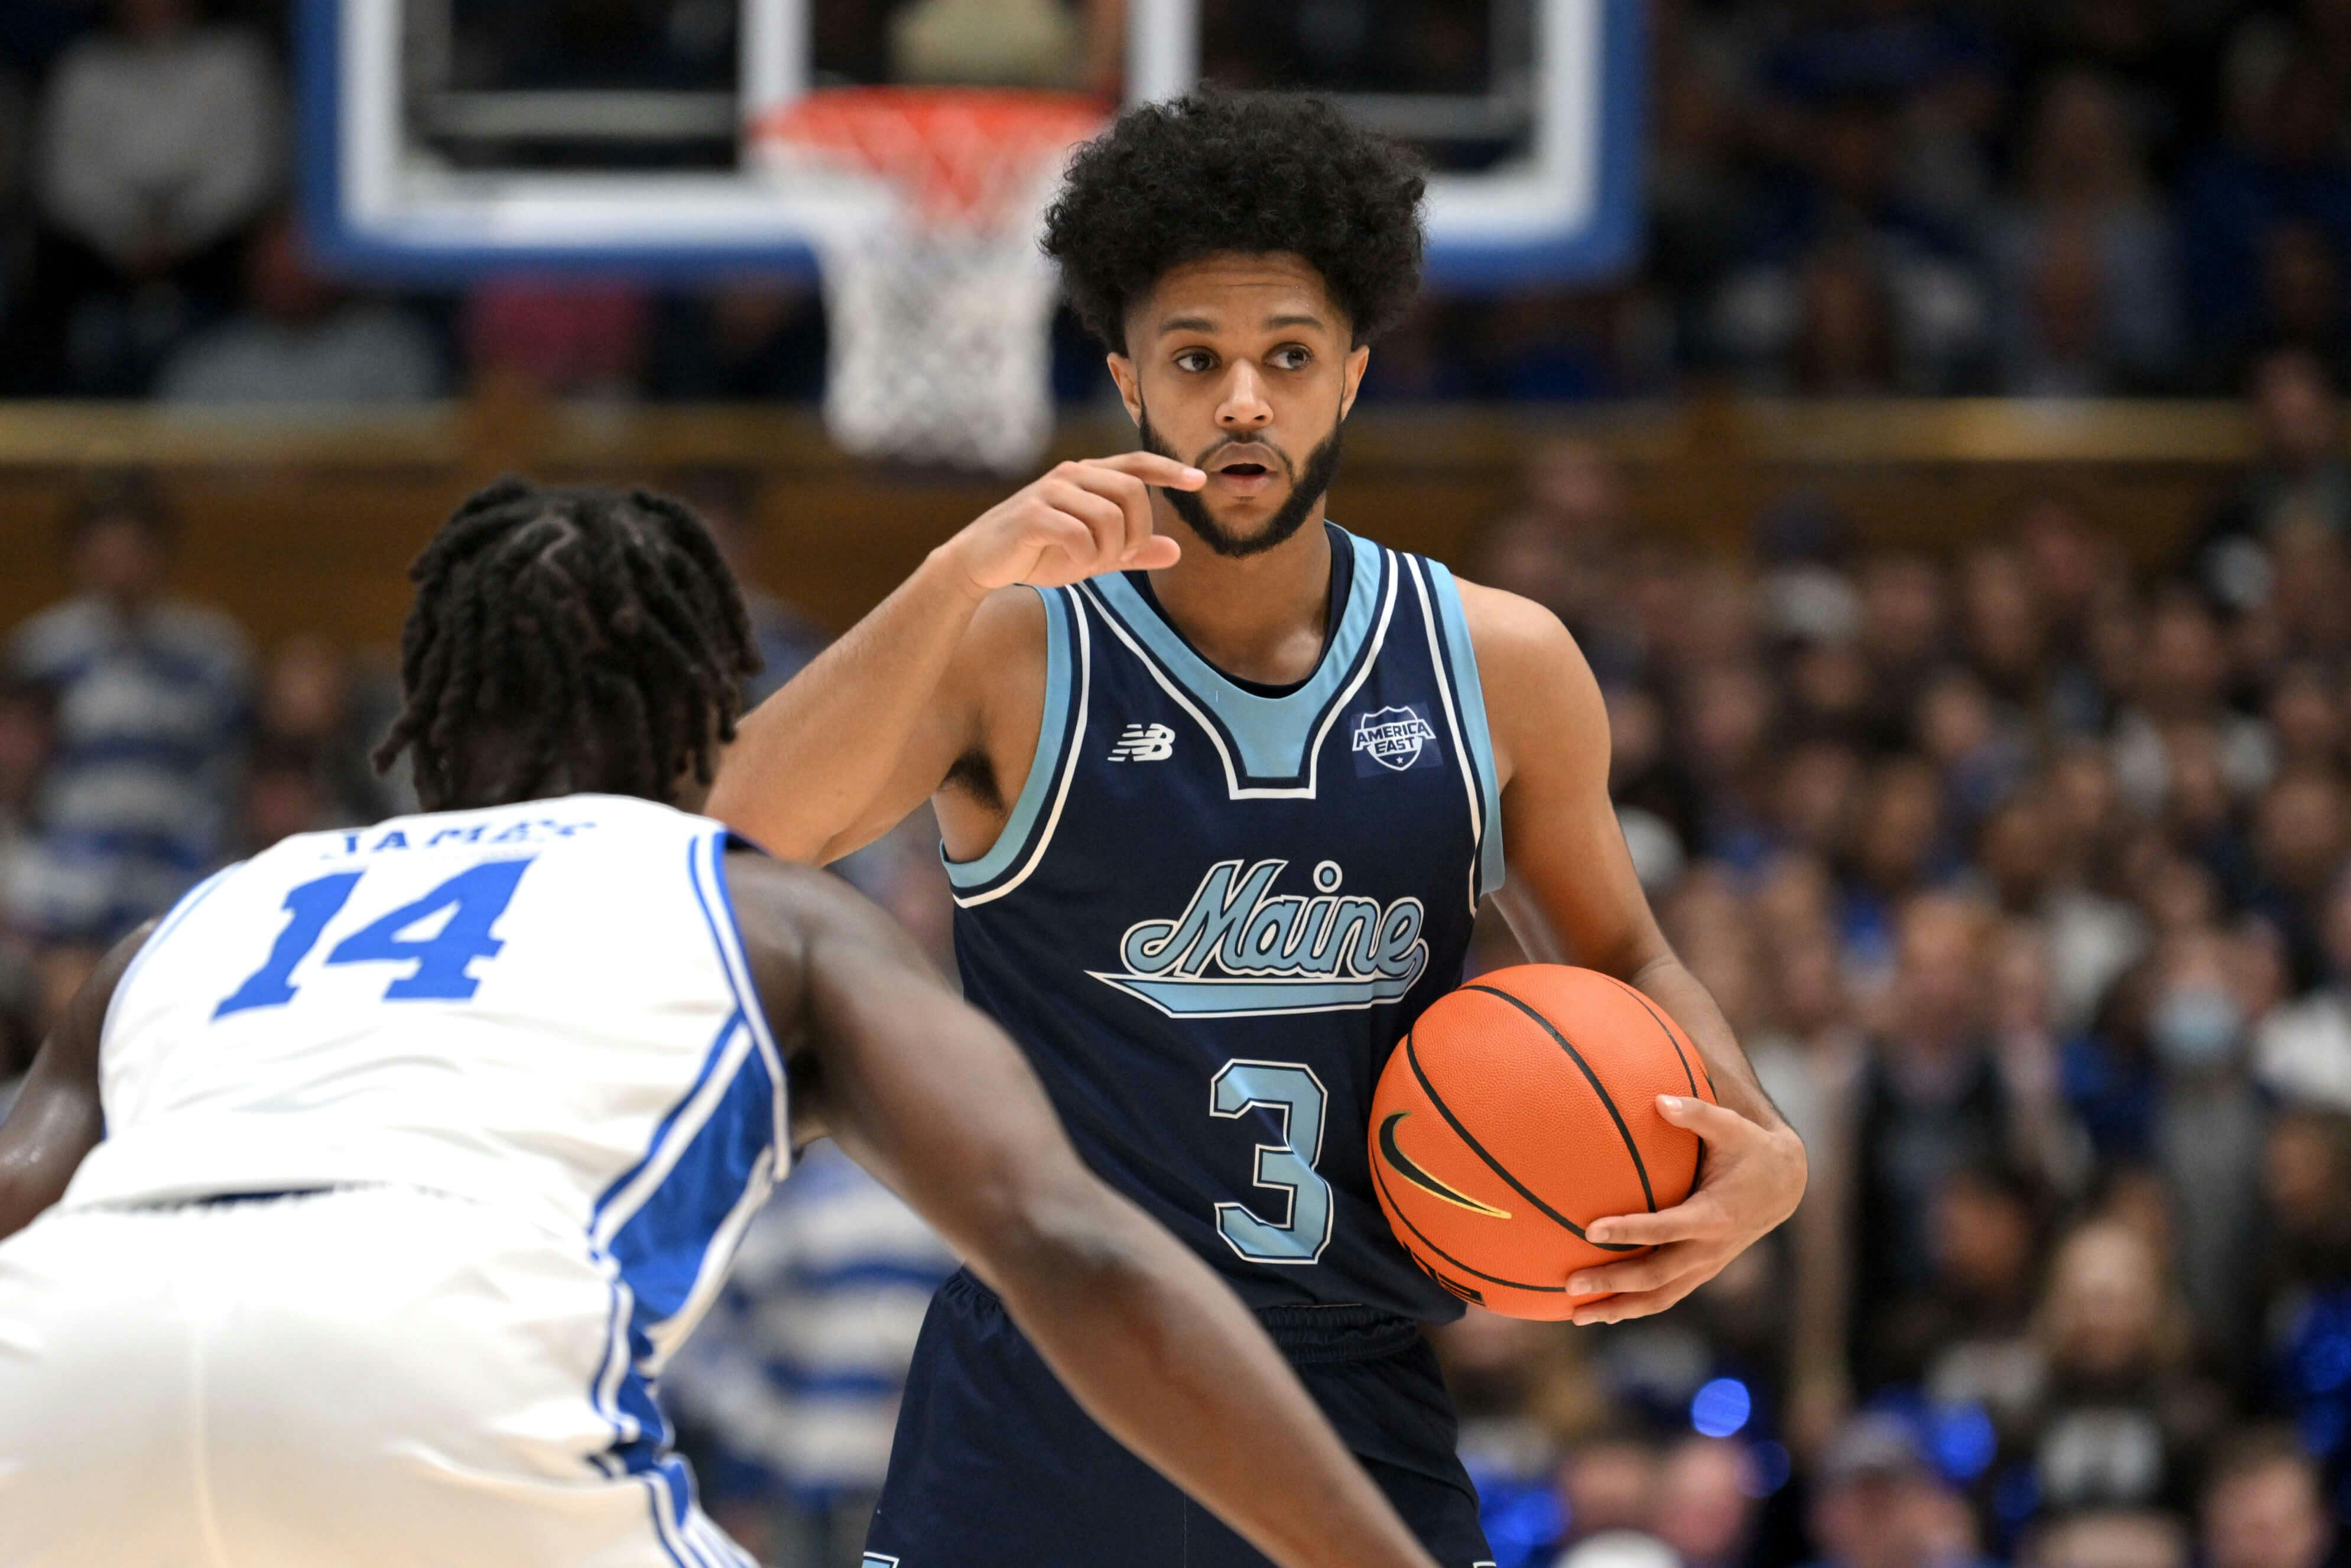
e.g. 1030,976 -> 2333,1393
1652,1436 -> 1764,1568
0,56 -> 30,328
649,281 -> 828,403
5,476 -> 249,943
2138,927 -> 2271,1358
1914,667 -> 2031,828
2039,744 -> 2157,1025
2025,1219 -> 2206,1517
1715,62 -> 1995,394
2254,869 -> 2351,1109
666,469 -> 827,707
2255,1108 -> 2351,1519
2020,1509 -> 2190,1568
1648,32 -> 1756,365
1848,894 -> 2041,1390
156,210 -> 444,406
2111,589 -> 2276,819
888,0 -> 1086,88
1837,758 -> 1949,970
252,634 -> 411,826
2253,220 -> 2351,388
1855,553 -> 1952,752
2196,351 -> 2351,614
1991,71 -> 2183,395
1906,1162 -> 2051,1431
0,679 -> 51,926
22,0 -> 282,394
463,274 -> 650,399
2199,1429 -> 2339,1568
1803,1411 -> 1997,1568
0,678 -> 51,1115
1555,1429 -> 1663,1551
2246,768 -> 2351,988
1955,543 -> 2049,719
229,736 -> 327,859
1751,0 -> 2000,237
2179,58 -> 2351,380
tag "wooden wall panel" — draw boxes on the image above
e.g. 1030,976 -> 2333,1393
0,401 -> 2263,659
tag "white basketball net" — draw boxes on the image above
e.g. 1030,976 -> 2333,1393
754,92 -> 1103,474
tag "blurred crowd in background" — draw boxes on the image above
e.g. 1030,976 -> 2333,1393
5,0 -> 2351,399
2,1 -> 2350,1567
4,371 -> 2349,1565
1431,363 -> 2351,1568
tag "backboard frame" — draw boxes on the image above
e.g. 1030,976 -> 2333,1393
298,0 -> 1642,287
1129,0 -> 1645,287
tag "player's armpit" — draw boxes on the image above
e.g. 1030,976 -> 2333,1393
0,922 -> 150,1243
707,551 -> 1019,865
817,583 -> 1051,868
1454,580 -> 1668,976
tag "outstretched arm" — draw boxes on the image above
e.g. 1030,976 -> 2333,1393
725,855 -> 1438,1568
0,924 -> 148,1242
707,453 -> 1200,863
1466,582 -> 1807,1324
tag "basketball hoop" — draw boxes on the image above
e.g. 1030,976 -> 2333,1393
751,87 -> 1108,473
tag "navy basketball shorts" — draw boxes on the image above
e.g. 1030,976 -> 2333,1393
863,1269 -> 1494,1568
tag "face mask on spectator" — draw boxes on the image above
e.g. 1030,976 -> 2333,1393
2149,986 -> 2243,1071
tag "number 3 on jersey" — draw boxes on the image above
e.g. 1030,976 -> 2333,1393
214,859 -> 535,1020
1210,1060 -> 1334,1265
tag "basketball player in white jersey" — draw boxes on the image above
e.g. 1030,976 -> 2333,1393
0,479 -> 1447,1568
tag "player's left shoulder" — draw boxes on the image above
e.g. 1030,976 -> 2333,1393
1443,574 -> 1606,781
1446,576 -> 1593,694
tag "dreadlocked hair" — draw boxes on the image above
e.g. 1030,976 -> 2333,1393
373,478 -> 761,810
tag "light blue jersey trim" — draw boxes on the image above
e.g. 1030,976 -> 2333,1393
944,586 -> 1074,891
1092,970 -> 1425,1017
1088,530 -> 1385,784
1424,560 -> 1506,903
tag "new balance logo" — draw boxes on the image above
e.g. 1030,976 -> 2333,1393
1108,723 -> 1175,762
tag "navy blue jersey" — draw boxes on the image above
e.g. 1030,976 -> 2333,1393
946,524 -> 1504,1322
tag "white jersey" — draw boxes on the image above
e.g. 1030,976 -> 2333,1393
62,791 -> 790,1365
4,794 -> 795,1566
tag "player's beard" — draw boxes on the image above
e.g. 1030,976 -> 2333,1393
1138,408 -> 1345,560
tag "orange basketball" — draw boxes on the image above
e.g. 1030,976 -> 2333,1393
1368,963 -> 1717,1320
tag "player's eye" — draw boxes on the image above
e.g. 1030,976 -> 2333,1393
1271,345 -> 1313,371
1174,349 -> 1215,374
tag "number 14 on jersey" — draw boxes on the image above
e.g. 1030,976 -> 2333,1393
213,859 -> 535,1020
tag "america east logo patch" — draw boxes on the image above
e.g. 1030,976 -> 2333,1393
1352,705 -> 1438,774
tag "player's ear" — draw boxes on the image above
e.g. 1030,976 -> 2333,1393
1107,353 -> 1142,424
1339,343 -> 1371,421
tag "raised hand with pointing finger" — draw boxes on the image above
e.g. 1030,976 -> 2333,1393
946,452 -> 1199,595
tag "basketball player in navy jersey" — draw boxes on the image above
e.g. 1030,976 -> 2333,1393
710,95 -> 1807,1564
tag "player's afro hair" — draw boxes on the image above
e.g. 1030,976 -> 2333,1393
1041,92 -> 1427,353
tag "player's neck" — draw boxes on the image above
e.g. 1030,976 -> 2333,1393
1143,498 -> 1333,687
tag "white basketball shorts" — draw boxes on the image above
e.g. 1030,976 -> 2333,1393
0,1186 -> 752,1568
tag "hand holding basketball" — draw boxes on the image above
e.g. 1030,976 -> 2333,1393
947,452 -> 1200,595
1562,1092 -> 1807,1326
1369,964 -> 1806,1325
1368,965 -> 1719,1322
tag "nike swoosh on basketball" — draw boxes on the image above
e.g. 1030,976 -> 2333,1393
1376,1111 -> 1511,1219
